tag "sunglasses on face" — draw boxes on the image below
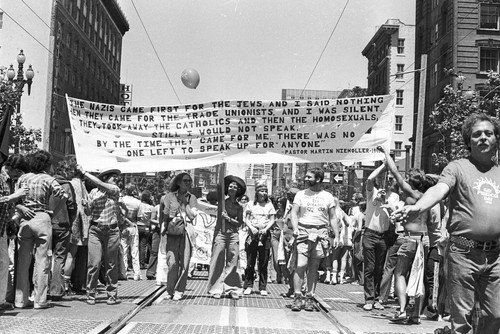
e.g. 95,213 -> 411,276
182,179 -> 192,183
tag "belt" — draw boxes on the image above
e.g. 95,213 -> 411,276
404,231 -> 428,237
91,222 -> 118,230
450,235 -> 498,251
364,227 -> 386,236
298,223 -> 327,229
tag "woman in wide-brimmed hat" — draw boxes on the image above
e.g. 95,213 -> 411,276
159,172 -> 198,301
207,175 -> 246,299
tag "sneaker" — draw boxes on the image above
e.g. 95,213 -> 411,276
280,290 -> 294,298
363,303 -> 373,311
373,301 -> 384,310
172,291 -> 183,301
260,290 -> 268,296
133,275 -> 142,281
212,293 -> 221,299
230,292 -> 240,300
324,271 -> 331,284
304,296 -> 314,312
106,297 -> 121,305
331,273 -> 338,285
291,293 -> 302,312
243,287 -> 252,295
64,279 -> 74,296
86,298 -> 96,305
34,303 -> 53,309
0,302 -> 14,310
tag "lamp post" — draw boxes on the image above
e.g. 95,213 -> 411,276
6,50 -> 34,95
5,50 -> 35,153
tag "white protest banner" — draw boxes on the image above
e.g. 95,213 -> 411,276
190,200 -> 217,265
66,95 -> 394,172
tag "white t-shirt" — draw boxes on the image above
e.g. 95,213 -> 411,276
293,189 -> 336,228
245,201 -> 276,230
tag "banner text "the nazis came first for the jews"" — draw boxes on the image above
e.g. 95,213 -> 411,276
66,95 -> 395,173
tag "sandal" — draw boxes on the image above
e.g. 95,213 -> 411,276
389,311 -> 407,323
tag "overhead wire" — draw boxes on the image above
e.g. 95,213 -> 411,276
20,0 -> 50,29
300,0 -> 350,96
0,7 -> 53,55
129,0 -> 182,105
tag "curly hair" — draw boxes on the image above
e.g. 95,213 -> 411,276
28,150 -> 52,173
55,158 -> 77,180
307,167 -> 325,183
462,113 -> 500,151
4,154 -> 29,172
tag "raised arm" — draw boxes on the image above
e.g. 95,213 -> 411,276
366,162 -> 386,192
378,146 -> 418,199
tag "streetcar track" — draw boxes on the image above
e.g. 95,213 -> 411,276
102,285 -> 167,334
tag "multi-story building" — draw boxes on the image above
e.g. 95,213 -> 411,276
0,0 -> 128,162
414,0 -> 500,173
362,19 -> 415,173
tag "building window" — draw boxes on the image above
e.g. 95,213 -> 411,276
432,63 -> 438,86
397,39 -> 405,54
396,90 -> 404,105
396,64 -> 404,79
480,4 -> 500,30
395,115 -> 403,131
395,141 -> 402,157
434,23 -> 439,42
480,47 -> 500,72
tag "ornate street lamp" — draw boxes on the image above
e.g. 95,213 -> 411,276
7,50 -> 34,95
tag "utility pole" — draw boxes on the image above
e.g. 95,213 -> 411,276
414,54 -> 427,169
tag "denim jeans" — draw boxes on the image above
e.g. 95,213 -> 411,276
448,241 -> 500,333
50,222 -> 71,297
146,229 -> 160,278
120,226 -> 140,277
244,233 -> 270,291
362,228 -> 388,302
15,212 -> 52,308
0,234 -> 8,303
207,229 -> 242,295
86,225 -> 120,300
379,236 -> 404,302
165,233 -> 191,296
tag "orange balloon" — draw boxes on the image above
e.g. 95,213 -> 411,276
181,68 -> 200,89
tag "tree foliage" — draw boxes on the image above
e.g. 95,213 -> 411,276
0,78 -> 41,153
430,70 -> 500,169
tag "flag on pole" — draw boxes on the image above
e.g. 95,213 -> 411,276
0,105 -> 12,166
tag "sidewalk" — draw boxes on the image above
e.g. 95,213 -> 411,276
315,280 -> 447,334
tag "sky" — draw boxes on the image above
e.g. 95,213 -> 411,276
116,0 -> 415,107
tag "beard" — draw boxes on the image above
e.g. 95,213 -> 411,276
257,193 -> 269,203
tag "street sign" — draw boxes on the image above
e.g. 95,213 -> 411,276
332,173 -> 344,184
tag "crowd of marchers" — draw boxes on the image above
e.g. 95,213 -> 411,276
0,112 -> 498,333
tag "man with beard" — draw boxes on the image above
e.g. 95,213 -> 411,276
396,113 -> 500,333
290,167 -> 339,312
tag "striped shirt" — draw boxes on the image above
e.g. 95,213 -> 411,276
0,169 -> 13,237
88,184 -> 121,226
17,172 -> 65,212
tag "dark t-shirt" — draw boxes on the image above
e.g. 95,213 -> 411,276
439,158 -> 500,241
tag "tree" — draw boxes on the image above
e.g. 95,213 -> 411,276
0,77 -> 41,153
430,70 -> 500,169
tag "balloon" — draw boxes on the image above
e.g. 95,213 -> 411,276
181,68 -> 200,89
